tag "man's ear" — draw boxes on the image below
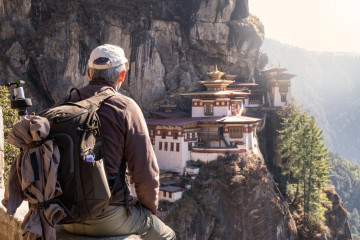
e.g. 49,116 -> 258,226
87,69 -> 91,80
118,71 -> 126,83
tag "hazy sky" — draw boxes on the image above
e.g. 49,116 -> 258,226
249,0 -> 360,53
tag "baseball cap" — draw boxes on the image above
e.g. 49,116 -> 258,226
88,44 -> 128,70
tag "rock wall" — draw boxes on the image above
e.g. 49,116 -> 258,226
163,153 -> 298,240
322,186 -> 352,240
0,0 -> 264,113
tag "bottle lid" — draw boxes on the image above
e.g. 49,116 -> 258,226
86,155 -> 94,162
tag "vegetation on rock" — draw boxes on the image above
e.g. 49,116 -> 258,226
278,102 -> 332,237
330,153 -> 360,240
0,86 -> 20,182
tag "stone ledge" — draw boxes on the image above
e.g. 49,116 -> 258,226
0,188 -> 140,240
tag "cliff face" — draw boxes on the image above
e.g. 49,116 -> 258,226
0,0 -> 263,112
163,153 -> 298,240
322,187 -> 352,240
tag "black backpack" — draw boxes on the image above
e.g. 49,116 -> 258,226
40,88 -> 127,223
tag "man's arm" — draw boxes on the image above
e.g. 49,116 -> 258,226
124,99 -> 159,213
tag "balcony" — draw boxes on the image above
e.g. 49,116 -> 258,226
198,133 -> 221,141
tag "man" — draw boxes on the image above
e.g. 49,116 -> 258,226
63,44 -> 176,240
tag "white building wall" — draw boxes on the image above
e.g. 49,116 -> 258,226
209,140 -> 221,148
154,136 -> 185,173
213,106 -> 228,116
244,99 -> 249,107
248,124 -> 254,149
192,107 -> 205,117
182,139 -> 192,169
185,167 -> 199,175
191,152 -> 226,162
159,191 -> 183,202
238,102 -> 244,115
273,86 -> 284,107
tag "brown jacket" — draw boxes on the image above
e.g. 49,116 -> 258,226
68,79 -> 159,213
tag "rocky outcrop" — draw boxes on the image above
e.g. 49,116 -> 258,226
321,186 -> 352,240
163,153 -> 298,240
0,0 -> 264,113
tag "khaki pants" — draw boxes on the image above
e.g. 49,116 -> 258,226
63,204 -> 176,240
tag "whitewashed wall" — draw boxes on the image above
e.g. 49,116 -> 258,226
213,106 -> 229,116
273,86 -> 284,107
191,152 -> 225,162
159,191 -> 183,202
154,135 -> 184,173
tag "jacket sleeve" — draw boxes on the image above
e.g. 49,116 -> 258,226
124,99 -> 159,213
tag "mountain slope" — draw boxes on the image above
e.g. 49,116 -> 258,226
261,39 -> 360,163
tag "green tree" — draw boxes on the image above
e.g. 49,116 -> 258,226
0,86 -> 20,182
278,102 -> 332,235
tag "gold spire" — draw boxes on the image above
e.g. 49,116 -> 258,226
207,65 -> 225,80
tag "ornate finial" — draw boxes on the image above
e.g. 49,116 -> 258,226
207,65 -> 225,80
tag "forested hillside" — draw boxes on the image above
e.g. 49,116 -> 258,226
330,153 -> 360,240
261,39 -> 360,163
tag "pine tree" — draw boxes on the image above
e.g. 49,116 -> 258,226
278,102 -> 332,235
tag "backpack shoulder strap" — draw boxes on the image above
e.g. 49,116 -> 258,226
66,88 -> 82,102
76,88 -> 118,109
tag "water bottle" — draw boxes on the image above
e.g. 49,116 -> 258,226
86,154 -> 94,162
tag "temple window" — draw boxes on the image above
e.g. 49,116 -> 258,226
249,94 -> 262,105
229,127 -> 243,138
188,142 -> 193,150
162,130 -> 166,139
174,131 -> 178,139
204,103 -> 213,115
164,142 -> 168,151
170,142 -> 174,151
281,94 -> 287,102
159,142 -> 162,150
163,191 -> 166,197
176,143 -> 180,152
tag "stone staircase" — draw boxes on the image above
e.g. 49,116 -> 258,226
0,188 -> 140,240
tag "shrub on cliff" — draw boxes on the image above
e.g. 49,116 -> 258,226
0,86 -> 20,182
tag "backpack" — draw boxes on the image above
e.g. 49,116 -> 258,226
40,88 -> 126,223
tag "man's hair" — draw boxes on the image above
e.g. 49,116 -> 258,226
88,57 -> 126,83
